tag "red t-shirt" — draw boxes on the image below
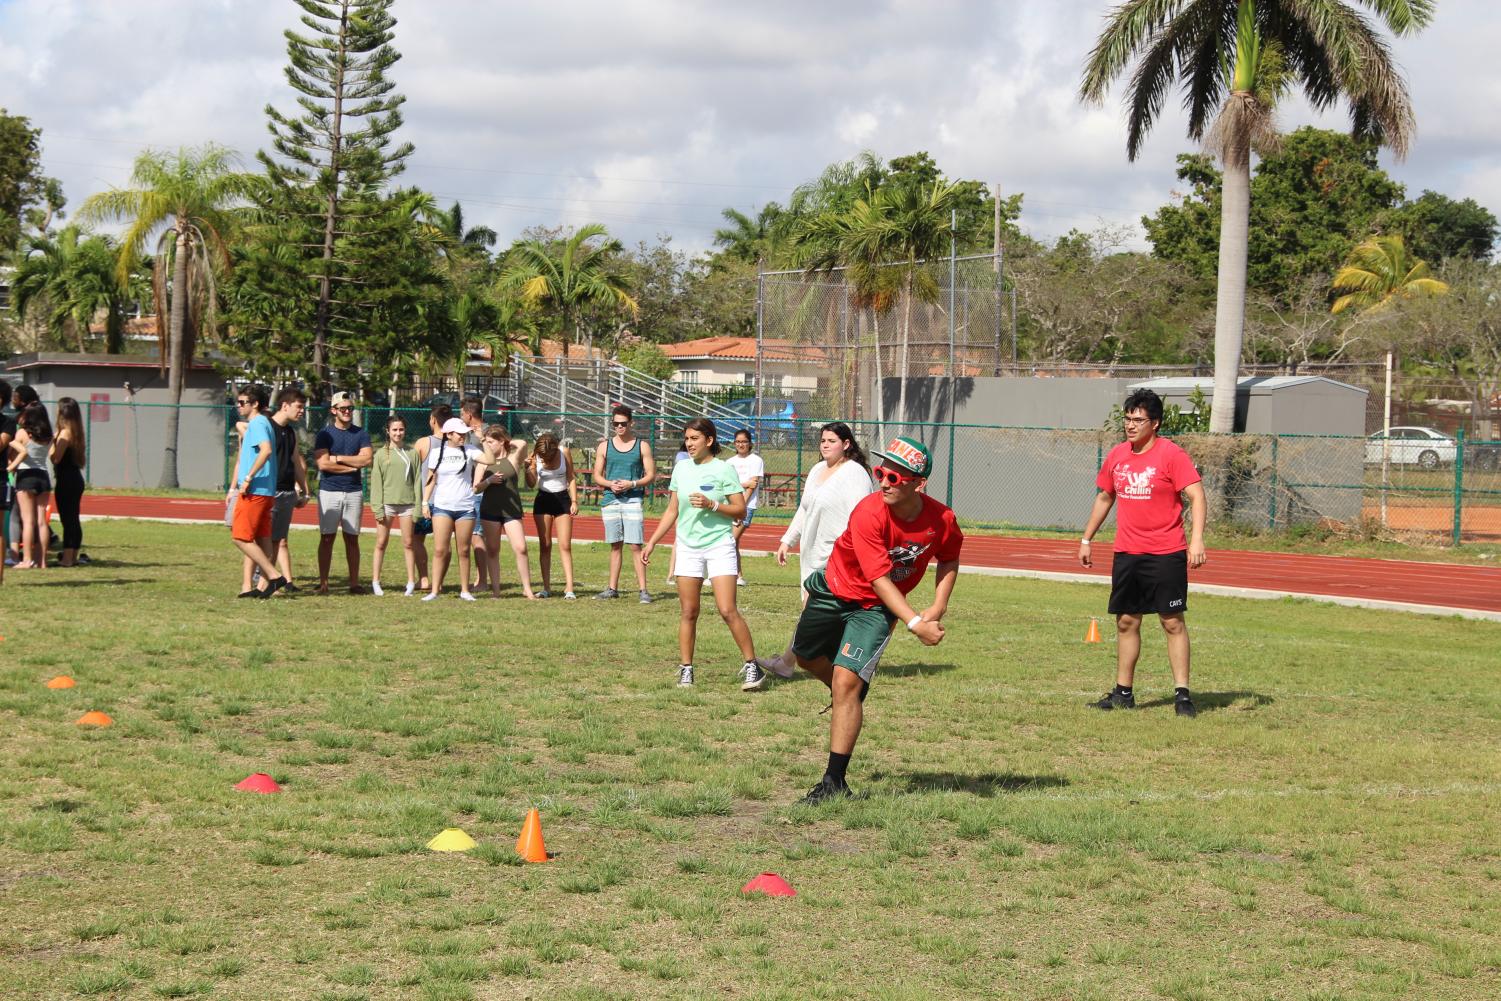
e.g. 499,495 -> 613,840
826,492 -> 965,608
1096,437 -> 1201,555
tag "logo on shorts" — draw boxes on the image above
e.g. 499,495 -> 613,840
841,642 -> 864,660
1168,598 -> 1184,608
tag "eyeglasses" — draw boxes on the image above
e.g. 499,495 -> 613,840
235,398 -> 251,406
874,466 -> 917,487
612,421 -> 629,427
1123,417 -> 1153,426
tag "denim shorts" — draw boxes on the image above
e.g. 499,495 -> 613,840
430,506 -> 477,522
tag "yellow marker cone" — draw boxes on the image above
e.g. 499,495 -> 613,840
426,828 -> 477,852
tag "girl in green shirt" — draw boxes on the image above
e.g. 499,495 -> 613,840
369,414 -> 426,596
642,418 -> 763,691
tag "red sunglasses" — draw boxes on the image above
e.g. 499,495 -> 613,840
874,466 -> 918,486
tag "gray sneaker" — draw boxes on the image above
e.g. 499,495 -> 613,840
677,665 -> 695,687
594,588 -> 619,600
639,589 -> 654,604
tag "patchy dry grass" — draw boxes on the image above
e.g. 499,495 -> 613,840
1,520 -> 1498,999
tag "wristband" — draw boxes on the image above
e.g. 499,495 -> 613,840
1080,538 -> 1092,544
711,500 -> 720,512
906,614 -> 923,632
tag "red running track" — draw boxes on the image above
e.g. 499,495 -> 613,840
81,494 -> 1501,615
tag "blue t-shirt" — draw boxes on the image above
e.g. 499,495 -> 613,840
314,423 -> 372,493
236,414 -> 277,498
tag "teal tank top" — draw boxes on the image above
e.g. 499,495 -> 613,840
603,437 -> 645,503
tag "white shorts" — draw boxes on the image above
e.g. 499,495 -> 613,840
318,490 -> 363,535
673,536 -> 739,580
382,503 -> 414,520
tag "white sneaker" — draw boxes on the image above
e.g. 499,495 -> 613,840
564,591 -> 577,600
757,655 -> 795,680
421,592 -> 439,602
737,576 -> 747,586
404,582 -> 416,596
371,581 -> 384,597
459,591 -> 477,602
677,664 -> 695,687
665,576 -> 675,585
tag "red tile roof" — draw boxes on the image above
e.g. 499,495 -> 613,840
659,337 -> 826,363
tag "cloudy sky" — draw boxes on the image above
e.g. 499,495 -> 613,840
2,0 -> 1496,255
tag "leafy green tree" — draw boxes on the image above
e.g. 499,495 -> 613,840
79,144 -> 255,487
1330,234 -> 1448,315
1388,191 -> 1498,264
1082,0 -> 1432,433
500,223 -> 639,357
10,225 -> 142,352
618,341 -> 675,381
1145,130 -> 1409,293
259,0 -> 414,398
713,204 -> 787,265
0,109 -> 51,252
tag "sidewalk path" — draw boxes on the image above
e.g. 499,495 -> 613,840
81,494 -> 1501,620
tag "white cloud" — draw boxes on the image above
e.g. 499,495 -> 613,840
1,0 -> 1496,256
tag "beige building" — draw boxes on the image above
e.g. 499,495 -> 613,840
659,337 -> 826,394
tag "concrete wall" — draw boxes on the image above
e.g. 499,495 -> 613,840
4,357 -> 230,490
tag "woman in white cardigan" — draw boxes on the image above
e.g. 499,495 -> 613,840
758,422 -> 874,677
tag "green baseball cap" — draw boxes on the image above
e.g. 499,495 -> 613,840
873,436 -> 932,478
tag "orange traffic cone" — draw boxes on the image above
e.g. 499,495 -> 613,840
1084,618 -> 1102,644
515,808 -> 549,863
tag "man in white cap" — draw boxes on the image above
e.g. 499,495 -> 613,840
313,391 -> 373,594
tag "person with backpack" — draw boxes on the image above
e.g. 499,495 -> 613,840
421,417 -> 483,601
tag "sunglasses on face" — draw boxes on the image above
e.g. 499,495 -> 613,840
235,399 -> 252,406
874,466 -> 917,487
612,421 -> 629,428
331,406 -> 353,413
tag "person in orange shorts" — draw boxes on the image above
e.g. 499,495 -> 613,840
229,384 -> 290,598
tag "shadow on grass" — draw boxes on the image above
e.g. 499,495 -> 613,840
1134,691 -> 1276,712
898,771 -> 1070,797
881,661 -> 963,680
17,577 -> 154,587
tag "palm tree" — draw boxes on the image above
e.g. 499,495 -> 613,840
1080,0 -> 1432,432
500,223 -> 639,360
713,204 -> 785,264
11,226 -> 133,352
79,144 -> 255,487
1331,234 -> 1448,315
433,201 -> 499,253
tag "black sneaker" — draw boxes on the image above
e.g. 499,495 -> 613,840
258,576 -> 291,599
798,776 -> 853,807
740,661 -> 767,692
1090,690 -> 1135,710
1175,696 -> 1198,718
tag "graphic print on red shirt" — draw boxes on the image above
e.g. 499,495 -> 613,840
826,492 -> 965,608
1096,437 -> 1201,555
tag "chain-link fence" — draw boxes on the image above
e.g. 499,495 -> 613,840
70,404 -> 1501,545
757,254 -> 1010,423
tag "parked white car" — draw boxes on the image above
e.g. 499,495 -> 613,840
1364,426 -> 1458,469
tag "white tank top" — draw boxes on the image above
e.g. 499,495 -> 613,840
536,453 -> 568,493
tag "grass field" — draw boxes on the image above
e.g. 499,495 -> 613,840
3,520 -> 1500,1001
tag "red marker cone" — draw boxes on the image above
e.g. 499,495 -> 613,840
46,676 -> 77,689
741,872 -> 796,897
1084,618 -> 1102,644
234,773 -> 281,794
516,808 -> 548,863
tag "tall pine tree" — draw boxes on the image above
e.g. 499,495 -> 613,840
253,0 -> 414,399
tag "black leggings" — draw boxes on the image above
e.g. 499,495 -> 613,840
54,465 -> 85,551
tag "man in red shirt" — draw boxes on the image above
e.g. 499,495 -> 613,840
789,436 -> 964,805
1080,389 -> 1208,716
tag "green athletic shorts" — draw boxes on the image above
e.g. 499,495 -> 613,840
791,570 -> 897,685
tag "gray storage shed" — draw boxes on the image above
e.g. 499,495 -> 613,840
1127,375 -> 1368,436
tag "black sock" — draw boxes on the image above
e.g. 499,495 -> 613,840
1175,687 -> 1191,701
1113,684 -> 1133,697
825,752 -> 851,785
